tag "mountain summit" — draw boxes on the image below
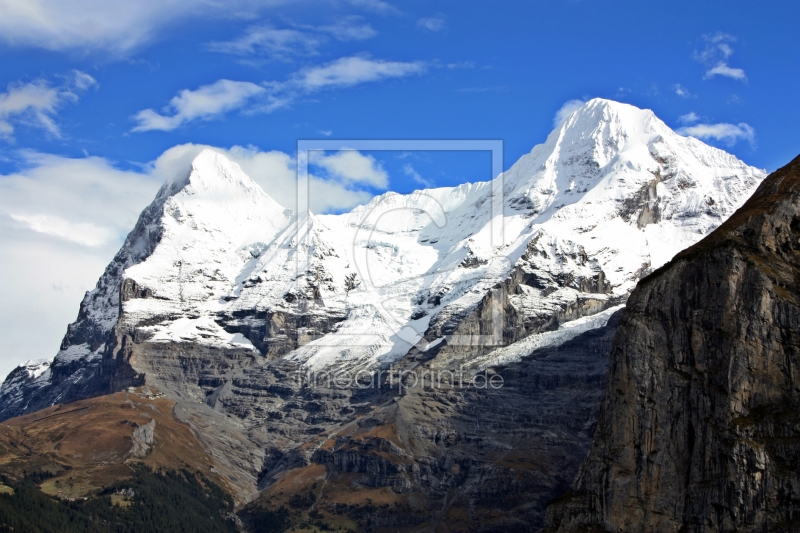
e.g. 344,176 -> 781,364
0,96 -> 764,421
0,99 -> 766,527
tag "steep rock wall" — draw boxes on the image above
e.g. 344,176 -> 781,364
546,154 -> 800,533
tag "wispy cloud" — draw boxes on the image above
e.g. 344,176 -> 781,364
210,17 -> 377,61
132,80 -> 266,132
0,0 -> 283,55
446,61 -> 475,69
403,164 -> 433,188
417,15 -> 446,32
209,26 -> 323,60
132,56 -> 426,132
694,32 -> 747,82
672,83 -> 695,98
316,16 -> 377,41
553,98 -> 587,127
705,63 -> 747,81
677,112 -> 700,125
458,86 -> 506,93
678,121 -> 755,146
295,56 -> 426,90
346,0 -> 401,15
0,71 -> 97,140
614,87 -> 631,98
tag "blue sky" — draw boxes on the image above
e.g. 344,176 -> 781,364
0,0 -> 797,377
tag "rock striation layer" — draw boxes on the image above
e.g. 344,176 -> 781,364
546,154 -> 800,532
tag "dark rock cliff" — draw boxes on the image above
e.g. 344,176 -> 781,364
546,154 -> 800,533
243,310 -> 623,531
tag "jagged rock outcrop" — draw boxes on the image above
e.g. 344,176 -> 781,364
130,418 -> 156,458
546,154 -> 800,533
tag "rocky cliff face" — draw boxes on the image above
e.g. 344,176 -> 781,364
277,309 -> 625,531
546,154 -> 800,533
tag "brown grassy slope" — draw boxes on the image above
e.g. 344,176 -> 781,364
0,388 -> 234,500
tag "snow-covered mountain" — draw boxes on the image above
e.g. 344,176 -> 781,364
0,99 -> 764,419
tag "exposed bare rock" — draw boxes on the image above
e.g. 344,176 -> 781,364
130,418 -> 156,458
546,154 -> 800,533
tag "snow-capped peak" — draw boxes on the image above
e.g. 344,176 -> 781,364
557,98 -> 662,163
179,149 -> 265,196
122,149 -> 294,312
0,100 -> 767,420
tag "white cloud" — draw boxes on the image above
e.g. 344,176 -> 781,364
0,81 -> 61,138
678,112 -> 700,125
0,71 -> 97,140
678,122 -> 755,146
209,26 -> 323,59
0,0 -> 296,55
0,151 -> 162,247
295,56 -> 426,90
9,213 -> 115,247
0,143 -> 379,262
403,163 -> 433,188
133,56 -> 425,131
0,149 -> 166,378
346,0 -> 400,15
672,83 -> 695,98
704,63 -> 747,81
311,150 -> 389,188
417,15 -> 446,32
210,17 -> 376,62
317,16 -> 377,41
0,1 -> 396,57
553,98 -> 587,127
62,70 -> 99,91
307,177 -> 373,213
0,231 -> 119,381
694,32 -> 747,83
131,79 -> 266,132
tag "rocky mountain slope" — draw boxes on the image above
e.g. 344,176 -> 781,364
545,154 -> 800,532
0,99 -> 767,529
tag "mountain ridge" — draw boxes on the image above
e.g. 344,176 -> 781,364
0,98 -> 769,530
